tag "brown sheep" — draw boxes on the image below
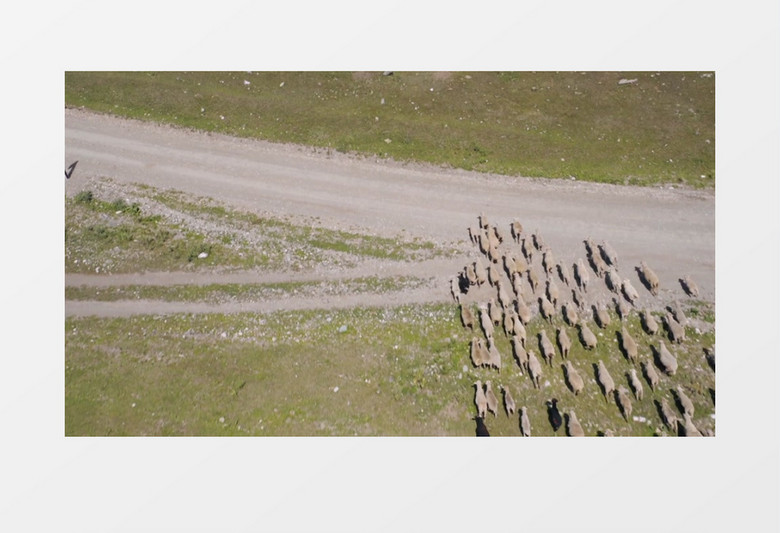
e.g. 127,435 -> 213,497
642,359 -> 661,391
680,275 -> 699,297
564,360 -> 584,396
539,296 -> 555,323
663,312 -> 686,344
628,368 -> 644,400
557,326 -> 572,359
578,323 -> 598,350
527,350 -> 543,389
538,330 -> 556,366
460,304 -> 475,330
596,360 -> 615,403
474,380 -> 487,418
563,301 -> 579,327
511,220 -> 523,244
574,258 -> 590,293
546,278 -> 560,308
616,386 -> 633,421
640,309 -> 659,335
638,261 -> 660,296
511,335 -> 529,373
485,380 -> 499,417
501,386 -> 516,416
655,341 -> 678,376
619,325 -> 638,365
566,410 -> 585,437
520,407 -> 531,437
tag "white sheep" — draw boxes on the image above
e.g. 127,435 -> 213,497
575,258 -> 590,292
476,338 -> 491,368
619,325 -> 638,365
589,248 -> 608,278
474,380 -> 487,418
511,220 -> 523,244
542,248 -> 556,275
563,301 -> 579,326
512,314 -> 526,346
641,359 -> 660,391
511,271 -> 525,300
485,380 -> 499,417
527,350 -> 543,389
614,297 -> 630,321
583,237 -> 597,258
663,312 -> 686,344
628,368 -> 644,400
567,410 -> 585,437
681,413 -> 703,437
487,340 -> 502,372
497,282 -> 511,311
670,300 -> 688,327
538,330 -> 556,366
450,277 -> 461,304
594,301 -> 611,329
474,258 -> 488,286
478,213 -> 489,230
621,279 -> 640,305
516,298 -> 532,325
514,254 -> 529,275
488,298 -> 502,327
528,268 -> 540,293
675,385 -> 695,418
470,337 -> 486,367
656,341 -> 678,376
465,263 -> 478,286
502,253 -> 517,279
532,230 -> 545,251
520,406 -> 531,437
564,360 -> 584,396
616,386 -> 633,421
478,303 -> 495,343
511,335 -> 528,372
605,268 -> 622,294
578,323 -> 598,350
501,386 -> 516,416
680,275 -> 699,297
599,241 -> 618,269
596,360 -> 615,403
557,262 -> 572,287
641,309 -> 659,335
546,278 -> 560,308
460,304 -> 475,330
522,237 -> 534,263
488,263 -> 501,287
539,296 -> 555,323
659,397 -> 679,433
638,261 -> 660,296
557,326 -> 572,359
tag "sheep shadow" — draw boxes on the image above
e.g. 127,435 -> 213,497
474,416 -> 490,437
709,388 -> 716,406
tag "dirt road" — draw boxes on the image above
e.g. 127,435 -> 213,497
65,108 -> 714,316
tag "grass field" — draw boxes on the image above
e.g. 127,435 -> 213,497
65,71 -> 715,188
65,301 -> 715,436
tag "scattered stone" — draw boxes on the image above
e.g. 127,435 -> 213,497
197,252 -> 209,259
338,325 -> 348,333
219,416 -> 225,423
333,386 -> 339,393
618,78 -> 638,85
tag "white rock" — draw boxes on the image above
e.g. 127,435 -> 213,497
198,252 -> 208,259
333,386 -> 339,393
384,138 -> 392,144
219,417 -> 225,423
338,325 -> 347,333
243,80 -> 250,85
618,78 -> 638,85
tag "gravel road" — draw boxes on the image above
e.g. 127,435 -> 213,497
65,108 -> 714,316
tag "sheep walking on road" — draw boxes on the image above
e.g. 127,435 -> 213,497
557,262 -> 572,287
614,297 -> 630,321
474,258 -> 488,287
605,268 -> 622,294
594,301 -> 611,329
546,279 -> 560,308
563,301 -> 579,326
680,275 -> 699,297
539,296 -> 555,323
669,300 -> 688,327
511,220 -> 523,244
638,261 -> 660,296
488,298 -> 502,327
599,241 -> 619,269
516,297 -> 532,325
542,248 -> 556,275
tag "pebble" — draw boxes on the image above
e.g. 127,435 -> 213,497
219,417 -> 225,423
338,325 -> 347,333
333,386 -> 339,393
198,252 -> 208,259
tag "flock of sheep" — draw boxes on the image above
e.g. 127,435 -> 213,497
450,214 -> 714,437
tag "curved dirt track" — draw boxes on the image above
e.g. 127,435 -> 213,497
64,108 -> 714,316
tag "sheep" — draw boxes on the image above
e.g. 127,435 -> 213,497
474,258 -> 488,286
628,368 -> 644,400
478,303 -> 495,343
511,220 -> 523,244
488,298 -> 502,327
669,300 -> 688,327
621,279 -> 640,305
663,312 -> 686,344
532,230 -> 545,251
563,360 -> 584,396
563,301 -> 579,327
638,261 -> 660,296
599,241 -> 619,269
614,297 -> 630,321
478,213 -> 489,230
514,254 -> 529,275
642,359 -> 661,391
450,277 -> 461,304
485,380 -> 499,417
538,330 -> 556,366
658,398 -> 679,433
539,296 -> 555,323
519,406 -> 531,437
516,297 -> 532,325
521,237 -> 535,263
603,429 -> 615,437
616,386 -> 633,421
476,338 -> 491,368
674,385 -> 695,418
571,287 -> 585,310
502,308 -> 515,336
512,314 -> 526,346
605,268 -> 622,293
468,225 -> 480,246
527,350 -> 543,389
488,263 -> 501,287
704,346 -> 715,371
497,282 -> 511,311
640,309 -> 659,335
681,413 -> 703,437
546,278 -> 560,308
460,304 -> 475,330
547,398 -> 562,433
575,258 -> 590,292
619,325 -> 639,365
487,241 -> 500,265
578,323 -> 598,350
502,253 -> 516,280
511,271 -> 525,300
557,262 -> 572,287
588,248 -> 608,277
594,301 -> 611,329
655,341 -> 678,376
487,230 -> 500,256
557,326 -> 572,359
470,337 -> 486,367
491,224 -> 505,245
528,268 -> 540,293
501,386 -> 516,416
474,380 -> 487,418
542,248 -> 556,275
465,263 -> 478,286
510,335 -> 528,372
477,231 -> 489,255
566,410 -> 586,437
486,340 -> 503,372
680,275 -> 699,297
583,237 -> 597,258
596,360 -> 616,403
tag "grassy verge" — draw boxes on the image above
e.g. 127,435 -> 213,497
64,276 -> 431,303
65,302 -> 714,436
65,180 -> 453,274
65,71 -> 715,188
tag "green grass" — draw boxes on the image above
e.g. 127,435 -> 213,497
65,302 -> 715,436
64,276 -> 430,303
65,71 -> 715,188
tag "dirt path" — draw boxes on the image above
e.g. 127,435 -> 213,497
65,108 -> 715,316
